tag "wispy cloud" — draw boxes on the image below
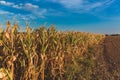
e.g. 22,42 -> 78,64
24,3 -> 39,10
53,0 -> 83,9
14,3 -> 38,10
49,0 -> 115,12
83,2 -> 103,11
0,0 -> 47,18
14,3 -> 47,18
15,14 -> 37,20
12,3 -> 23,9
0,1 -> 39,10
21,3 -> 47,18
0,10 -> 14,14
0,0 -> 14,6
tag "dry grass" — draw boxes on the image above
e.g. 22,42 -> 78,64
0,21 -> 105,80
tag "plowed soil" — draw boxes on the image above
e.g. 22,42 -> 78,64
94,36 -> 120,80
104,36 -> 120,72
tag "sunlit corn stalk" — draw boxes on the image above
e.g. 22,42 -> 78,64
49,27 -> 65,80
10,23 -> 19,80
0,21 -> 106,80
0,21 -> 17,80
20,26 -> 40,80
37,27 -> 48,80
2,21 -> 18,80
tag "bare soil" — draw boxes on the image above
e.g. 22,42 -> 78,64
93,36 -> 120,80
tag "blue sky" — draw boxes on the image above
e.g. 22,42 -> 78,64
0,0 -> 120,33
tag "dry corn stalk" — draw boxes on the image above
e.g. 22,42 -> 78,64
0,21 -> 105,80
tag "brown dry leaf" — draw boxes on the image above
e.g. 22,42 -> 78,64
26,27 -> 31,34
41,54 -> 44,60
0,40 -> 3,46
0,72 -> 6,79
12,27 -> 15,34
5,32 -> 10,40
6,21 -> 11,32
12,24 -> 18,33
0,68 -> 7,79
11,56 -> 17,62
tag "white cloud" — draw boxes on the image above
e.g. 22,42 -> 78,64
91,2 -> 102,8
49,0 -> 114,11
0,10 -> 13,14
21,3 -> 46,18
49,0 -> 80,10
0,0 -> 14,6
12,4 -> 22,9
24,3 -> 39,10
16,14 -> 37,20
32,8 -> 47,18
84,2 -> 103,11
11,3 -> 39,10
0,1 -> 45,18
0,1 -> 39,10
0,0 -> 48,18
58,0 -> 83,9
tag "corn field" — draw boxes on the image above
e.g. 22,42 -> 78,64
0,21 -> 105,80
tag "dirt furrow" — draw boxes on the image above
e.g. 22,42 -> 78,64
103,36 -> 120,80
